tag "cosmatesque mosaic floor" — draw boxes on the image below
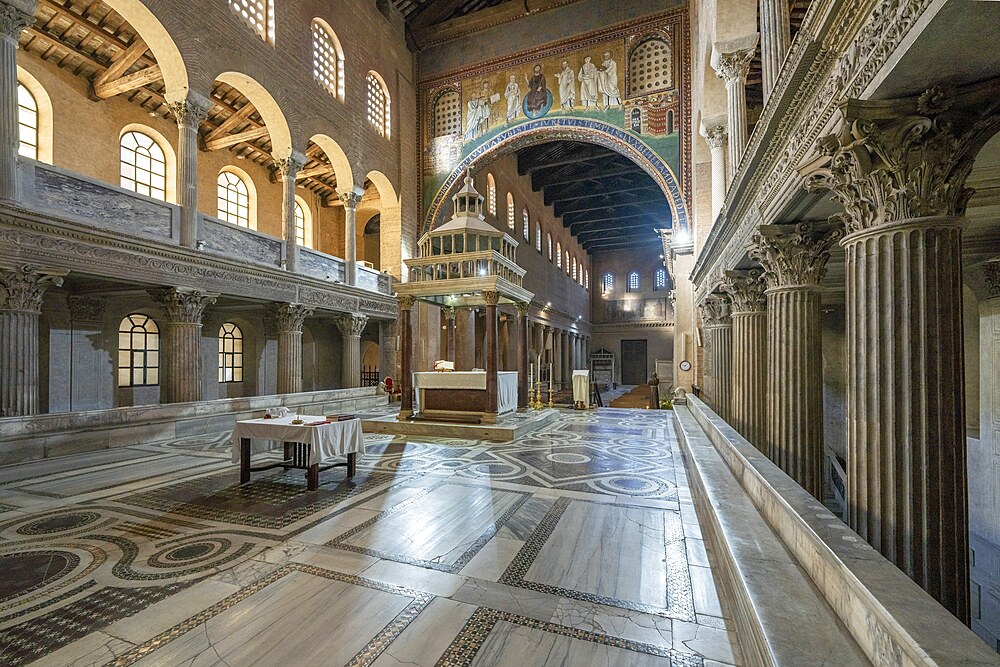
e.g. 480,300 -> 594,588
0,408 -> 742,667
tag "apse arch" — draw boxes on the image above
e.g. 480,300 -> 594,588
215,71 -> 292,158
423,118 -> 688,235
105,0 -> 189,101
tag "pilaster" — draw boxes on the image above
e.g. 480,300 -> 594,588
148,287 -> 217,404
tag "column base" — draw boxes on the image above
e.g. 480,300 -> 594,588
396,409 -> 413,421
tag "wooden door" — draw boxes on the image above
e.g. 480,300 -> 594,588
621,339 -> 647,385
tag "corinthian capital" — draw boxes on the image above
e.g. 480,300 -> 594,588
275,153 -> 306,180
712,36 -> 758,86
149,287 -> 218,323
0,266 -> 65,313
700,294 -> 731,327
267,303 -> 313,333
340,190 -> 362,209
748,222 -> 842,289
0,5 -> 34,42
800,80 -> 1000,234
704,125 -> 728,150
721,270 -> 766,313
335,313 -> 369,337
166,93 -> 212,128
482,290 -> 500,306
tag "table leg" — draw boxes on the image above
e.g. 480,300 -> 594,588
307,463 -> 319,490
240,438 -> 251,484
347,452 -> 357,478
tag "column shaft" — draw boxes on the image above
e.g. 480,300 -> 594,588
0,7 -> 32,203
277,331 -> 302,394
341,191 -> 360,286
336,314 -> 368,388
704,126 -> 728,215
765,286 -> 823,494
731,312 -> 766,446
707,324 -> 733,421
168,95 -> 211,247
398,296 -> 414,419
278,154 -> 304,273
714,44 -> 756,182
759,0 -> 790,98
484,292 -> 499,419
844,218 -> 968,617
149,288 -> 217,404
444,307 -> 456,362
0,311 -> 39,416
516,304 -> 529,408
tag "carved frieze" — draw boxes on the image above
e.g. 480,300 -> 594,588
358,297 -> 397,316
298,287 -> 357,312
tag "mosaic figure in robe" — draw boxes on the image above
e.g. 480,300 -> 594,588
504,75 -> 521,123
597,51 -> 621,108
578,56 -> 599,108
557,61 -> 576,109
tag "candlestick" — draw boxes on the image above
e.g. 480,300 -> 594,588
549,363 -> 553,392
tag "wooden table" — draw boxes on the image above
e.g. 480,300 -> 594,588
231,415 -> 365,490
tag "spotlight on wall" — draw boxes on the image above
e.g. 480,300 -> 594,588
546,302 -> 551,308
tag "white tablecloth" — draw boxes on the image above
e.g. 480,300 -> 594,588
231,415 -> 365,466
412,371 -> 518,414
573,370 -> 591,408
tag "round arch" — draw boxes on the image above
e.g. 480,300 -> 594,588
215,72 -> 293,159
310,134 -> 354,195
423,118 -> 688,234
15,66 -> 53,164
120,123 -> 177,203
365,169 -> 403,278
105,0 -> 188,101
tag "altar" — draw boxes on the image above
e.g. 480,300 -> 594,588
413,371 -> 519,422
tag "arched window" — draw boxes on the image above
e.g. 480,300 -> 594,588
548,234 -> 553,261
585,269 -> 590,290
555,241 -> 561,266
294,201 -> 306,246
523,209 -> 530,240
217,169 -> 251,227
535,222 -> 542,252
120,130 -> 167,201
218,323 -> 244,383
627,271 -> 640,292
565,251 -> 570,274
572,257 -> 577,280
654,267 -> 667,290
432,90 -> 461,137
602,272 -> 613,294
506,193 -> 515,230
311,18 -> 344,100
486,174 -> 496,215
228,0 -> 275,44
367,72 -> 390,138
118,314 -> 159,387
17,83 -> 37,160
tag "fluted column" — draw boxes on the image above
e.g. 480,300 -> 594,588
759,0 -> 790,99
750,222 -> 838,498
341,190 -> 361,286
398,295 -> 414,420
515,303 -> 529,408
700,295 -> 732,422
167,93 -> 212,247
799,84 -> 1000,621
269,303 -> 313,395
483,290 -> 499,421
703,124 -> 728,217
277,153 -> 305,273
722,270 -> 767,448
0,4 -> 33,203
0,266 -> 64,416
335,313 -> 368,388
443,306 -> 456,362
149,287 -> 218,404
713,39 -> 757,182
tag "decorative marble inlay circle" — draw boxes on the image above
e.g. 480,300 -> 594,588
545,452 -> 592,465
16,512 -> 101,535
618,446 -> 661,458
471,462 -> 521,477
0,550 -> 79,603
592,475 -> 671,497
150,539 -> 231,568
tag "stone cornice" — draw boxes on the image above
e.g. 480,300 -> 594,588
690,0 -> 944,304
0,205 -> 397,319
591,321 -> 674,331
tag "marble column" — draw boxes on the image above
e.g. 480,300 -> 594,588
443,306 -> 456,362
701,295 -> 732,422
552,329 -> 562,388
378,319 -> 398,383
515,303 -> 529,408
277,153 -> 305,273
722,270 -> 767,448
750,222 -> 838,498
398,295 -> 414,420
149,287 -> 218,404
167,93 -> 212,248
335,313 -> 368,388
713,38 -> 757,182
703,124 -> 728,218
269,303 -> 313,395
799,86 -> 1000,621
0,266 -> 64,416
0,5 -> 32,203
759,0 -> 790,99
341,190 -> 361,286
483,290 -> 499,421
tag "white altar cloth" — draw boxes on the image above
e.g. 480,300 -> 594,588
413,371 -> 518,414
573,370 -> 591,408
231,415 -> 365,465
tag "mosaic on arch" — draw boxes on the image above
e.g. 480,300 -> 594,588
419,10 -> 690,227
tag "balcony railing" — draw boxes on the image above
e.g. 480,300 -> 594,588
18,160 -> 392,295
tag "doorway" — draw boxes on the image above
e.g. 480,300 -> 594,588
621,339 -> 647,385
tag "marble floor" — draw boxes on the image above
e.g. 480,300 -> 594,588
0,408 -> 742,667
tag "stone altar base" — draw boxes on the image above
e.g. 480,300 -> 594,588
362,408 -> 560,442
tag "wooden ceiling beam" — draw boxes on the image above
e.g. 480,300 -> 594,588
205,126 -> 270,151
93,63 -> 162,99
93,36 -> 147,87
203,102 -> 258,142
